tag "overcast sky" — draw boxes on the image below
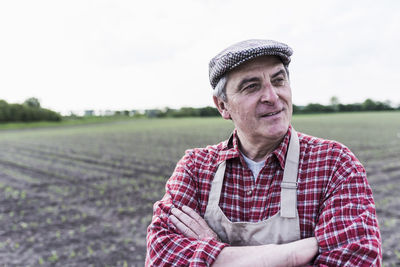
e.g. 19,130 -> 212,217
1,0 -> 399,114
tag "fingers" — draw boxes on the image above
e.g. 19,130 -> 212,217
181,206 -> 219,240
170,207 -> 202,237
169,214 -> 198,239
169,206 -> 220,241
182,205 -> 209,230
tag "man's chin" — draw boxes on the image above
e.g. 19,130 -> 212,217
262,124 -> 289,139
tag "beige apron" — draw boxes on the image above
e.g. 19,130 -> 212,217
204,129 -> 301,246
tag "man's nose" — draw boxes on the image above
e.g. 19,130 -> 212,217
260,83 -> 279,104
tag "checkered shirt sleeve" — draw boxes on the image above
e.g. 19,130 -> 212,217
145,150 -> 228,266
312,143 -> 382,266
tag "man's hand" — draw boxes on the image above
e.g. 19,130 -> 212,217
212,237 -> 318,267
170,206 -> 318,267
170,205 -> 220,241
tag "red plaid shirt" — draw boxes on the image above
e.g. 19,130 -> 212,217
146,126 -> 382,266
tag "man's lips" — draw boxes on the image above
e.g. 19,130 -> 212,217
259,109 -> 283,117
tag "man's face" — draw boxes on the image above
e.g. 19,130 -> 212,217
215,56 -> 292,142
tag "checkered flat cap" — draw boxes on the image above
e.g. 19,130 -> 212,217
209,39 -> 293,89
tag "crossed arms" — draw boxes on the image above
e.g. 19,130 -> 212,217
170,205 -> 318,267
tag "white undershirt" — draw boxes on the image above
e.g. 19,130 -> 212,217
240,152 -> 265,181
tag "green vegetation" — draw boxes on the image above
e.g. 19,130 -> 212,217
0,98 -> 61,122
293,97 -> 397,114
1,97 -> 398,130
0,115 -> 137,130
131,98 -> 400,118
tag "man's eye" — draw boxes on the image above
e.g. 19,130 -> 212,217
243,84 -> 259,91
273,78 -> 285,86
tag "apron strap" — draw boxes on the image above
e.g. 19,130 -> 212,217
280,129 -> 300,218
205,161 -> 226,210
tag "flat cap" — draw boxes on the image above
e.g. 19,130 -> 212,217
209,39 -> 293,89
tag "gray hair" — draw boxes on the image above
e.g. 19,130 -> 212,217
213,65 -> 290,102
213,75 -> 227,102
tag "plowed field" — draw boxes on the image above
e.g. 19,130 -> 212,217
0,112 -> 399,266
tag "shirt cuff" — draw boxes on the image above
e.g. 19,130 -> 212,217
190,237 -> 229,266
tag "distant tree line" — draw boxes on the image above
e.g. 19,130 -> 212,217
139,98 -> 398,118
293,97 -> 398,114
148,106 -> 220,118
2,97 -> 398,122
0,98 -> 62,122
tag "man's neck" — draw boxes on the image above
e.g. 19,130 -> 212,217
237,131 -> 286,162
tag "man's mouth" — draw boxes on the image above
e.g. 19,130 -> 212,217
261,109 -> 282,117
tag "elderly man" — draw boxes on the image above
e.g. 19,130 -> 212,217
146,39 -> 382,266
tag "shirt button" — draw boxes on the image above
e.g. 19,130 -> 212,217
247,190 -> 252,195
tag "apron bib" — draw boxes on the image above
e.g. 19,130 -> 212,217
204,129 -> 301,246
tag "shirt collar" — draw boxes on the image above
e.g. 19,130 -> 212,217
217,125 -> 293,170
216,130 -> 241,164
272,125 -> 292,170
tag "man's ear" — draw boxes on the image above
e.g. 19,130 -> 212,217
213,96 -> 231,120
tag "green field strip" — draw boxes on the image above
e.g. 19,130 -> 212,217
3,141 -> 176,177
0,149 -> 170,188
0,166 -> 39,185
0,159 -> 104,203
0,148 -> 122,183
0,157 -> 80,184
